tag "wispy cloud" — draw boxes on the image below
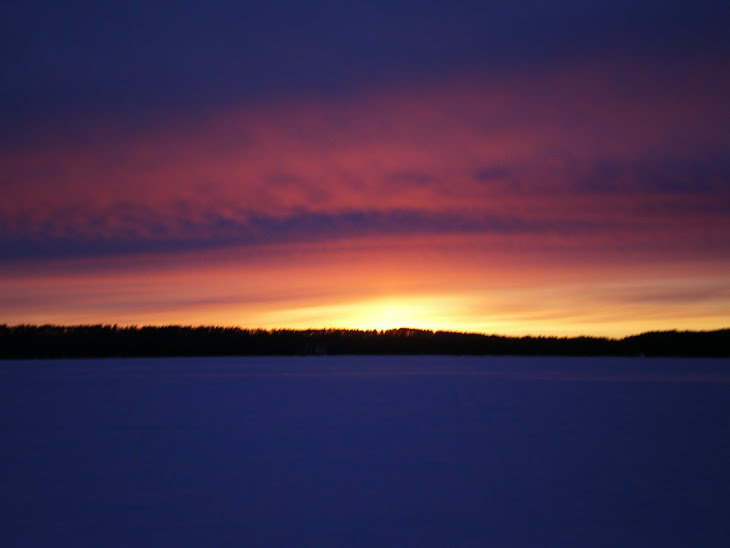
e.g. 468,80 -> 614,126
2,58 -> 727,262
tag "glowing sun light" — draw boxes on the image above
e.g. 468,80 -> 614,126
347,297 -> 448,331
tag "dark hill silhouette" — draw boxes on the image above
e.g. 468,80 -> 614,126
1,324 -> 728,359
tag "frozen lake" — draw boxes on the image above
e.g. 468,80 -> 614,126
2,356 -> 730,547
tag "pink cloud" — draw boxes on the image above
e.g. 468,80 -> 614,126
1,56 -> 727,259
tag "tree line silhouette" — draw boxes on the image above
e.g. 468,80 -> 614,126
1,324 -> 728,358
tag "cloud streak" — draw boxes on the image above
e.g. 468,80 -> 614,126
2,58 -> 728,260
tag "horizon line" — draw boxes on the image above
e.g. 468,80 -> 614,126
3,323 -> 728,342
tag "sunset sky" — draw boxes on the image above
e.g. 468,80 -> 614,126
2,1 -> 728,336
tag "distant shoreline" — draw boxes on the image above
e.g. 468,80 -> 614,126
1,325 -> 728,359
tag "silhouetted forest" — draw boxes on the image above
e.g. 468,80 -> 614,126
0,325 -> 728,359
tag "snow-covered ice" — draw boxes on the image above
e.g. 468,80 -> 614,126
2,356 -> 730,547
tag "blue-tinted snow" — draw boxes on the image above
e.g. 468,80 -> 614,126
2,356 -> 730,547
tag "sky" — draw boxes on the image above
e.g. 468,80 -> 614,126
1,0 -> 729,337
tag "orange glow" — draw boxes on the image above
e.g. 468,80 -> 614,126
1,59 -> 728,337
259,295 -> 467,332
2,236 -> 728,337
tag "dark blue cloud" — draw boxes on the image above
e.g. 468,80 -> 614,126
474,167 -> 511,182
581,154 -> 730,197
2,0 -> 728,137
7,201 -> 726,265
0,207 -> 604,262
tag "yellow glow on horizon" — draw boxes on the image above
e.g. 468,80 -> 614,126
2,239 -> 728,339
340,297 -> 454,331
253,295 -> 463,332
